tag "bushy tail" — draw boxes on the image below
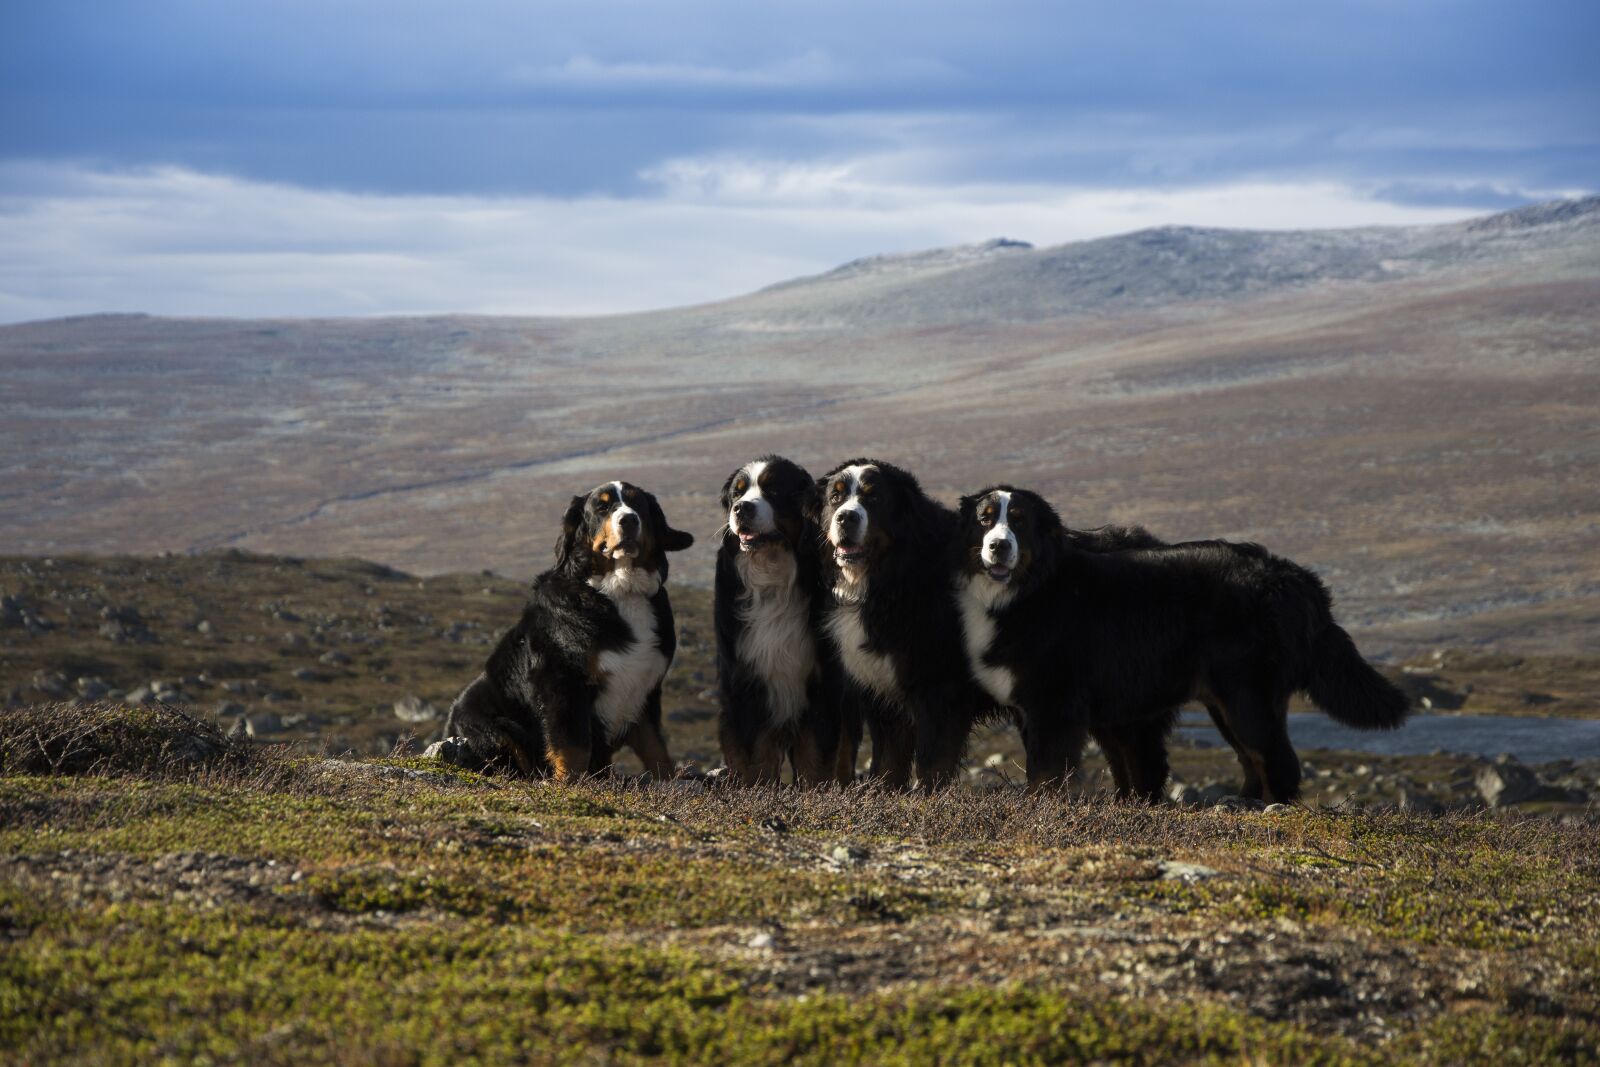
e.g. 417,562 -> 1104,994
1305,623 -> 1410,729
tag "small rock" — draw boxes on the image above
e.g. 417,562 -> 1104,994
747,932 -> 774,950
318,649 -> 352,666
228,717 -> 251,741
1262,803 -> 1296,815
290,668 -> 321,683
124,686 -> 155,706
195,620 -> 214,635
75,676 -> 110,700
1158,861 -> 1221,883
394,695 -> 440,723
215,701 -> 247,718
1168,783 -> 1203,806
422,736 -> 476,768
830,844 -> 868,866
1211,795 -> 1266,812
246,711 -> 283,735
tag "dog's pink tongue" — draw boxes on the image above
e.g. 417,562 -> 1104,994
987,564 -> 1012,581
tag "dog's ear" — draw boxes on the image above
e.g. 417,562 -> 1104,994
553,494 -> 587,570
649,495 -> 695,552
719,469 -> 738,512
803,476 -> 826,524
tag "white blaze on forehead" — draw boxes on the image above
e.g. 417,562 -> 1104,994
730,460 -> 775,533
609,479 -> 639,542
828,464 -> 874,546
981,491 -> 1016,565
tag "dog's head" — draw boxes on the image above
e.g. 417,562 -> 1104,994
955,486 -> 1065,593
806,458 -> 938,592
554,480 -> 694,581
720,456 -> 814,554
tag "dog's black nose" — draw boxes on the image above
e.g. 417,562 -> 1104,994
988,538 -> 1013,561
835,509 -> 862,532
732,500 -> 755,521
618,511 -> 639,535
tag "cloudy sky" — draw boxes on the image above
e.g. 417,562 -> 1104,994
2,0 -> 1595,322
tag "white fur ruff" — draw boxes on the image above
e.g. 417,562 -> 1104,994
825,600 -> 902,705
589,563 -> 668,742
734,549 -> 813,727
956,572 -> 1018,707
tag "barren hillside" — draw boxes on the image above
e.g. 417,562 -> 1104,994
3,198 -> 1598,656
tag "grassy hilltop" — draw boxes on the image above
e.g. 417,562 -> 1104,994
2,552 -> 1600,1062
2,705 -> 1599,1064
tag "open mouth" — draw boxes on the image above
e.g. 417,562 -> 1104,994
834,543 -> 869,567
985,563 -> 1012,583
736,529 -> 782,551
609,540 -> 640,560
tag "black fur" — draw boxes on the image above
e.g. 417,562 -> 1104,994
952,486 -> 1410,801
806,458 -> 1001,789
714,456 -> 859,784
443,481 -> 694,780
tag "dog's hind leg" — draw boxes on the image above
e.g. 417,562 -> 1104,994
1093,729 -> 1135,797
1211,690 -> 1301,802
1204,699 -> 1263,799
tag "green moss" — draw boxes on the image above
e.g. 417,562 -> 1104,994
2,902 -> 1381,1066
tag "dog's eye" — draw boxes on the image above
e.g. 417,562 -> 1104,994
734,479 -> 747,494
1009,508 -> 1024,520
979,512 -> 994,526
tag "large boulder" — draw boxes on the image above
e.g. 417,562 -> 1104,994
1475,758 -> 1555,807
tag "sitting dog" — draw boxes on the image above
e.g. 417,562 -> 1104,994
808,458 -> 1001,790
443,481 -> 694,780
715,456 -> 858,784
952,485 -> 1409,800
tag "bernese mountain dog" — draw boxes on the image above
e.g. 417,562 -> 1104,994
714,456 -> 859,784
952,486 -> 1409,801
443,481 -> 694,780
806,458 -> 1002,790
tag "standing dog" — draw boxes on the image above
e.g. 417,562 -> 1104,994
952,486 -> 1408,800
444,481 -> 694,780
808,458 -> 999,790
715,456 -> 858,784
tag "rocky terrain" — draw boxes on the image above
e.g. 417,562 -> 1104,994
3,198 -> 1598,660
2,702 -> 1598,1063
4,552 -> 1598,819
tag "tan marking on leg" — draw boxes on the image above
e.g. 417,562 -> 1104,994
546,742 -> 590,783
625,719 -> 674,780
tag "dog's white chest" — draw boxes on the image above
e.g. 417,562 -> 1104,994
957,576 -> 1017,707
735,552 -> 813,726
594,588 -> 669,742
825,603 -> 902,704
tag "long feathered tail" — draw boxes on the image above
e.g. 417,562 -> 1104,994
1304,622 -> 1410,729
